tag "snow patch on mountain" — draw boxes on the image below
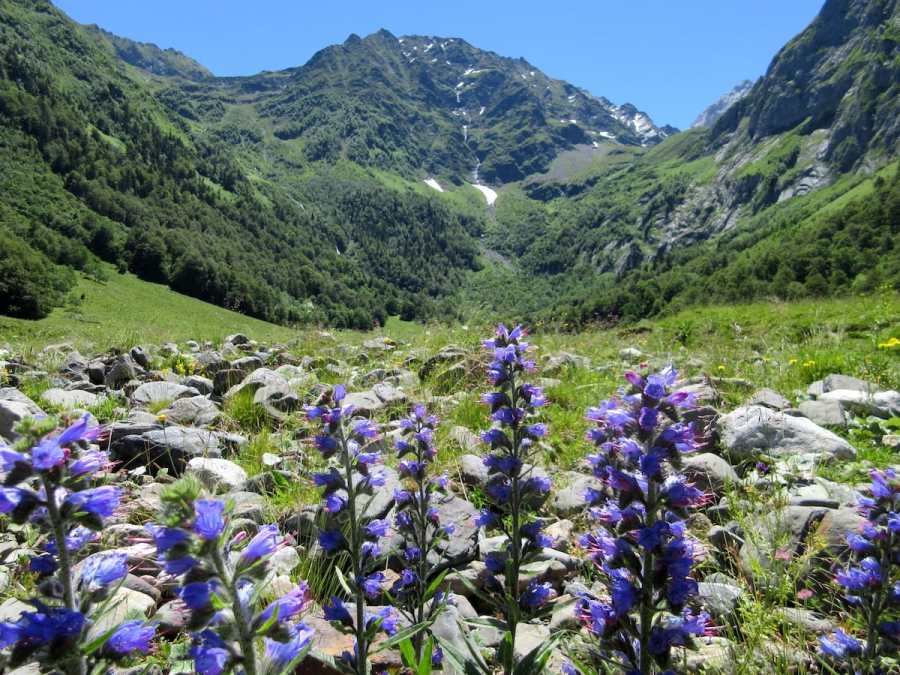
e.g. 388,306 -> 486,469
424,178 -> 444,192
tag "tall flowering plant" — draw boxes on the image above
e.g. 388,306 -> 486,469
307,385 -> 400,675
818,468 -> 899,673
472,325 -> 557,674
0,415 -> 156,674
390,403 -> 452,670
146,478 -> 314,675
568,367 -> 708,674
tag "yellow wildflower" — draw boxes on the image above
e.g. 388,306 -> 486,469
877,336 -> 900,349
788,358 -> 798,366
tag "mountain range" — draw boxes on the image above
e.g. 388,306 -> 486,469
1,0 -> 897,327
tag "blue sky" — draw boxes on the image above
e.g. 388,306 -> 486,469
56,0 -> 824,129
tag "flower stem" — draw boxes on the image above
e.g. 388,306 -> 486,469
505,370 -> 521,675
41,475 -> 86,675
340,421 -> 368,675
638,478 -> 657,674
211,547 -> 258,675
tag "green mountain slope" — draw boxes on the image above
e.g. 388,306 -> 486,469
1,0 -> 897,330
468,0 -> 900,323
0,0 -> 481,327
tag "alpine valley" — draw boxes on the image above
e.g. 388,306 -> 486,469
1,0 -> 898,327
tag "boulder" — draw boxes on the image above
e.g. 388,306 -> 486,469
450,426 -> 481,453
698,582 -> 743,619
132,381 -> 198,406
40,388 -> 98,410
818,389 -> 900,418
253,382 -> 300,420
228,491 -> 268,523
86,587 -> 155,640
822,374 -> 881,394
797,399 -> 847,426
683,453 -> 739,494
114,425 -> 222,473
738,506 -> 829,578
459,454 -> 490,486
551,472 -> 603,517
195,351 -> 229,377
544,351 -> 591,373
105,354 -> 140,389
719,406 -> 855,462
182,375 -> 214,395
0,388 -> 45,440
430,493 -> 479,567
747,388 -> 791,410
162,396 -> 220,427
224,368 -> 286,400
186,458 -> 248,493
130,345 -> 151,369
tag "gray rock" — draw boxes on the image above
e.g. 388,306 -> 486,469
514,623 -> 550,663
549,596 -> 580,631
105,354 -> 140,389
160,342 -> 179,357
739,506 -> 829,578
213,369 -> 245,396
719,405 -> 855,463
816,507 -> 866,556
698,582 -> 743,619
822,374 -> 881,394
431,493 -> 479,566
544,351 -> 591,373
551,472 -> 603,517
115,425 -> 221,473
186,458 -> 248,493
254,382 -> 300,420
797,399 -> 847,426
232,356 -> 264,372
59,351 -> 87,378
0,597 -> 28,622
132,381 -> 198,406
182,375 -> 214,395
225,333 -> 250,346
228,491 -> 268,523
342,389 -> 385,416
450,426 -> 481,453
747,388 -> 791,410
225,368 -> 285,400
163,395 -> 220,427
196,351 -> 229,376
683,453 -> 738,494
86,587 -> 155,640
545,520 -> 575,551
618,347 -> 643,361
459,454 -> 489,486
774,607 -> 835,634
40,387 -> 99,409
130,346 -> 151,369
0,388 -> 45,440
818,389 -> 900,418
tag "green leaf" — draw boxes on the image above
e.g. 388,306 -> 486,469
372,619 -> 433,653
423,568 -> 450,600
334,565 -> 353,596
432,630 -> 491,675
419,636 -> 434,675
512,630 -> 565,675
398,637 -> 417,669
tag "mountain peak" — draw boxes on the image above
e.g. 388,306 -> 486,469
691,79 -> 754,129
